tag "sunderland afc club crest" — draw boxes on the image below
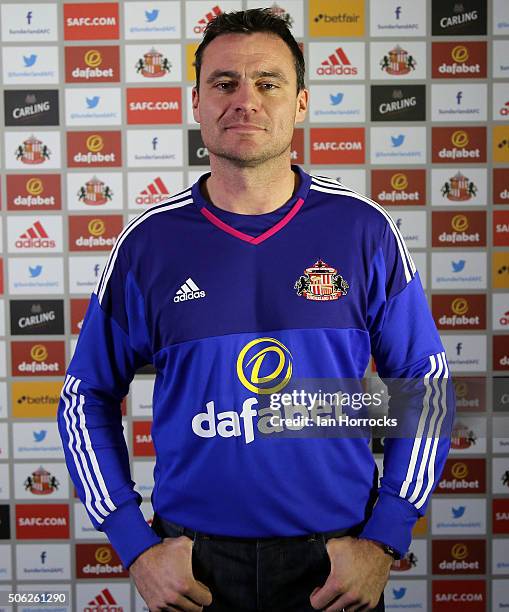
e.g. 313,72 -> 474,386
294,259 -> 349,301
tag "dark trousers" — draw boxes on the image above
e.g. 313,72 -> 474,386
151,513 -> 385,612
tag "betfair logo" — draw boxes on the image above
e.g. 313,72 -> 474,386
310,0 -> 364,37
236,337 -> 293,395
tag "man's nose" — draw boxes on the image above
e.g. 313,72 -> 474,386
231,81 -> 261,113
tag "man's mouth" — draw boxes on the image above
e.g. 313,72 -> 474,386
224,124 -> 266,132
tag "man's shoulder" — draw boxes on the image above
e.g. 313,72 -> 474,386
120,185 -> 195,251
308,173 -> 391,230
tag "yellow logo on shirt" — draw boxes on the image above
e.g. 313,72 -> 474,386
236,337 -> 293,395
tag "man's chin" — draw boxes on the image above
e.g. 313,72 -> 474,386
209,146 -> 290,167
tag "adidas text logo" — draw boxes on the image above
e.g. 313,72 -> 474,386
317,47 -> 358,77
15,220 -> 56,249
174,278 -> 206,303
136,176 -> 170,206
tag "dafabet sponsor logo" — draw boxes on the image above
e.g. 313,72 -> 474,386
67,131 -> 121,167
65,46 -> 120,82
6,175 -> 61,211
371,170 -> 426,206
432,42 -> 486,78
432,127 -> 486,163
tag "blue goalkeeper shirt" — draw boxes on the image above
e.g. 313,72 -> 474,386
57,165 -> 455,569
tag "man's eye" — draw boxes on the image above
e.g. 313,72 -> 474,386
260,83 -> 277,90
215,82 -> 234,90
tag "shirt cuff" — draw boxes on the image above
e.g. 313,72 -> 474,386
358,492 -> 420,557
100,498 -> 162,569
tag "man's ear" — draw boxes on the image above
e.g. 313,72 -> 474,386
192,86 -> 200,124
295,88 -> 309,124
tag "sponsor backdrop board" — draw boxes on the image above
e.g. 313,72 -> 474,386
0,0 -> 507,610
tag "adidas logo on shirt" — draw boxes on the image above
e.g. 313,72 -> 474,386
174,277 -> 206,303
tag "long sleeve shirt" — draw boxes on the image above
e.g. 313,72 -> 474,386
57,165 -> 455,569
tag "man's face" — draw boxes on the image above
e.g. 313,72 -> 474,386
192,32 -> 308,167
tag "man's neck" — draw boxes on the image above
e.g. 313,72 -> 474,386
201,157 -> 299,215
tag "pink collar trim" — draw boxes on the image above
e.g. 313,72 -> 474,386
199,197 -> 305,245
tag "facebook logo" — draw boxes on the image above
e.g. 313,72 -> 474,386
456,91 -> 463,105
456,342 -> 463,355
94,264 -> 100,277
396,218 -> 402,229
152,136 -> 159,150
40,551 -> 47,564
394,6 -> 402,20
26,10 -> 33,24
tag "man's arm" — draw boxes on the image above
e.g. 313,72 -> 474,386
57,242 -> 162,569
359,219 -> 456,557
311,214 -> 455,611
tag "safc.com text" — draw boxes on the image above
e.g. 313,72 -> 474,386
66,17 -> 116,27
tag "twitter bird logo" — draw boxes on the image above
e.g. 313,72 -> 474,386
86,96 -> 100,109
29,265 -> 42,278
393,587 -> 406,600
391,134 -> 405,147
23,54 -> 37,67
330,93 -> 343,106
145,9 -> 159,22
452,506 -> 465,519
33,430 -> 47,442
452,260 -> 465,273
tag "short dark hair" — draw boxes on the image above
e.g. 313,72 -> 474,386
194,8 -> 305,94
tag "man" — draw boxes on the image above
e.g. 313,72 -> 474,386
57,9 -> 455,612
